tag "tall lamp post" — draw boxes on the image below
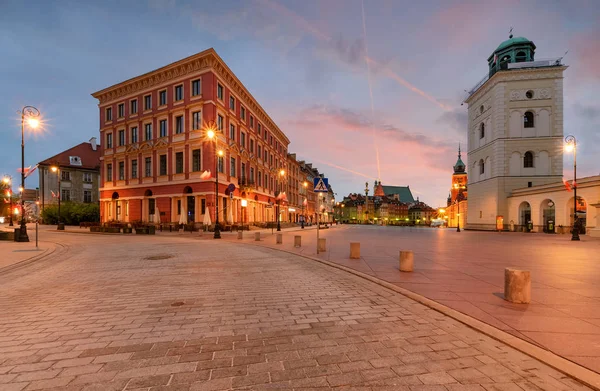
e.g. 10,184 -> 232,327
565,135 -> 580,241
17,106 -> 40,242
3,176 -> 14,226
364,182 -> 369,224
301,182 -> 307,229
50,165 -> 64,230
277,170 -> 285,231
206,125 -> 223,239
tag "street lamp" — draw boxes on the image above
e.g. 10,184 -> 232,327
277,169 -> 285,231
17,106 -> 41,242
50,165 -> 64,230
241,199 -> 247,229
206,124 -> 222,239
301,182 -> 307,229
565,135 -> 580,241
3,176 -> 14,226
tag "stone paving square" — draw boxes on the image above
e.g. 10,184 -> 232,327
0,229 -> 596,390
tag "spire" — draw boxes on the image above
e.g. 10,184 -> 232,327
458,143 -> 461,159
509,26 -> 513,39
453,143 -> 466,174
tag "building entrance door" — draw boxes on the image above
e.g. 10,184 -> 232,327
187,196 -> 195,222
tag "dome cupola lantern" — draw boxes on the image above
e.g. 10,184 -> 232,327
488,30 -> 536,77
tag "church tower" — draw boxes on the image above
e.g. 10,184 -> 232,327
450,145 -> 467,204
464,34 -> 566,230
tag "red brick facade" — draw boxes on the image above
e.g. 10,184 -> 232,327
92,49 -> 291,224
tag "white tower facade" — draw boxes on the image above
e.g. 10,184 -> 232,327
464,35 -> 567,230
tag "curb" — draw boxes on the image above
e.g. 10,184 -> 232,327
0,241 -> 63,275
240,239 -> 600,391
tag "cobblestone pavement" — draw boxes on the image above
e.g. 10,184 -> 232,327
227,224 -> 600,374
0,233 -> 593,390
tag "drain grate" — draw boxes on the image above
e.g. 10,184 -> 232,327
144,254 -> 174,260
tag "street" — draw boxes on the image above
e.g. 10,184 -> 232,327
0,228 -> 595,390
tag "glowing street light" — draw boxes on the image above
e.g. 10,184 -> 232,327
277,170 -> 286,231
565,135 -> 580,241
50,165 -> 64,230
17,105 -> 41,242
206,122 -> 221,239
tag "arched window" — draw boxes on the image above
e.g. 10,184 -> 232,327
479,159 -> 485,175
524,111 -> 534,128
524,151 -> 534,168
479,123 -> 485,139
516,51 -> 527,63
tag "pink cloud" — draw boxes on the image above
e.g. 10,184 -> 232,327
570,27 -> 600,81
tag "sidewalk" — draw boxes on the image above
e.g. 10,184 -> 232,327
0,223 -> 56,271
225,225 -> 600,375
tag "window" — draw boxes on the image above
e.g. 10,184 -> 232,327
118,103 -> 124,118
61,189 -> 71,202
479,159 -> 485,175
250,139 -> 254,154
145,123 -> 152,140
258,171 -> 262,186
192,149 -> 201,172
149,198 -> 155,215
130,99 -> 138,114
144,94 -> 152,110
524,151 -> 534,168
218,156 -> 224,173
175,85 -> 183,101
524,111 -> 534,128
241,106 -> 245,120
241,163 -> 246,180
250,116 -> 254,128
230,124 -> 235,140
250,167 -> 254,182
144,157 -> 152,177
217,84 -> 223,100
159,155 -> 167,176
177,199 -> 181,215
118,129 -> 125,146
175,115 -> 183,134
119,161 -> 124,180
516,51 -> 527,63
83,172 -> 92,183
264,150 -> 267,161
106,133 -> 113,148
528,181 -> 533,188
229,96 -> 235,110
106,164 -> 112,181
526,90 -> 534,99
479,123 -> 485,139
106,107 -> 112,121
264,130 -> 267,141
258,145 -> 262,158
217,115 -> 224,131
201,199 -> 206,214
230,157 -> 236,177
131,126 -> 138,143
192,79 -> 201,96
131,159 -> 138,179
241,132 -> 246,148
258,123 -> 261,135
159,90 -> 167,106
84,190 -> 92,203
192,111 -> 201,130
175,152 -> 184,174
159,120 -> 167,137
61,171 -> 71,181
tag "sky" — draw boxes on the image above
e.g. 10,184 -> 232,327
1,0 -> 598,207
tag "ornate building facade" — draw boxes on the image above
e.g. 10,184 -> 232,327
446,146 -> 468,229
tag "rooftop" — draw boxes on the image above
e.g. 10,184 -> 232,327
38,141 -> 101,171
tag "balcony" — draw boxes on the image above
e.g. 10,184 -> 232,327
239,177 -> 256,192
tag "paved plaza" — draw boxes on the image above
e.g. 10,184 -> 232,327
230,225 -> 600,375
0,228 -> 597,390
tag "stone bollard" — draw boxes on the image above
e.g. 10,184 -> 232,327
399,251 -> 414,272
276,233 -> 282,244
504,268 -> 531,304
254,232 -> 260,241
350,242 -> 360,259
318,238 -> 327,252
237,231 -> 243,240
294,235 -> 301,248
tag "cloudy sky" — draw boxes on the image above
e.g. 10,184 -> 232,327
1,0 -> 598,207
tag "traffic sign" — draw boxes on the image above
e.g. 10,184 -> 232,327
313,177 -> 328,192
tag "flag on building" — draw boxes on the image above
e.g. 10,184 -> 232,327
200,170 -> 211,179
563,178 -> 572,192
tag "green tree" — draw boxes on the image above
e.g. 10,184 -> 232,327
41,202 -> 100,225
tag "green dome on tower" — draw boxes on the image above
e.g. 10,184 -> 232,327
495,36 -> 534,52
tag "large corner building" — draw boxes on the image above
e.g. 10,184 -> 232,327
92,48 -> 293,225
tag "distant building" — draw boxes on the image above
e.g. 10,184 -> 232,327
38,138 -> 101,210
381,185 -> 414,203
445,146 -> 468,229
337,181 -> 410,224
